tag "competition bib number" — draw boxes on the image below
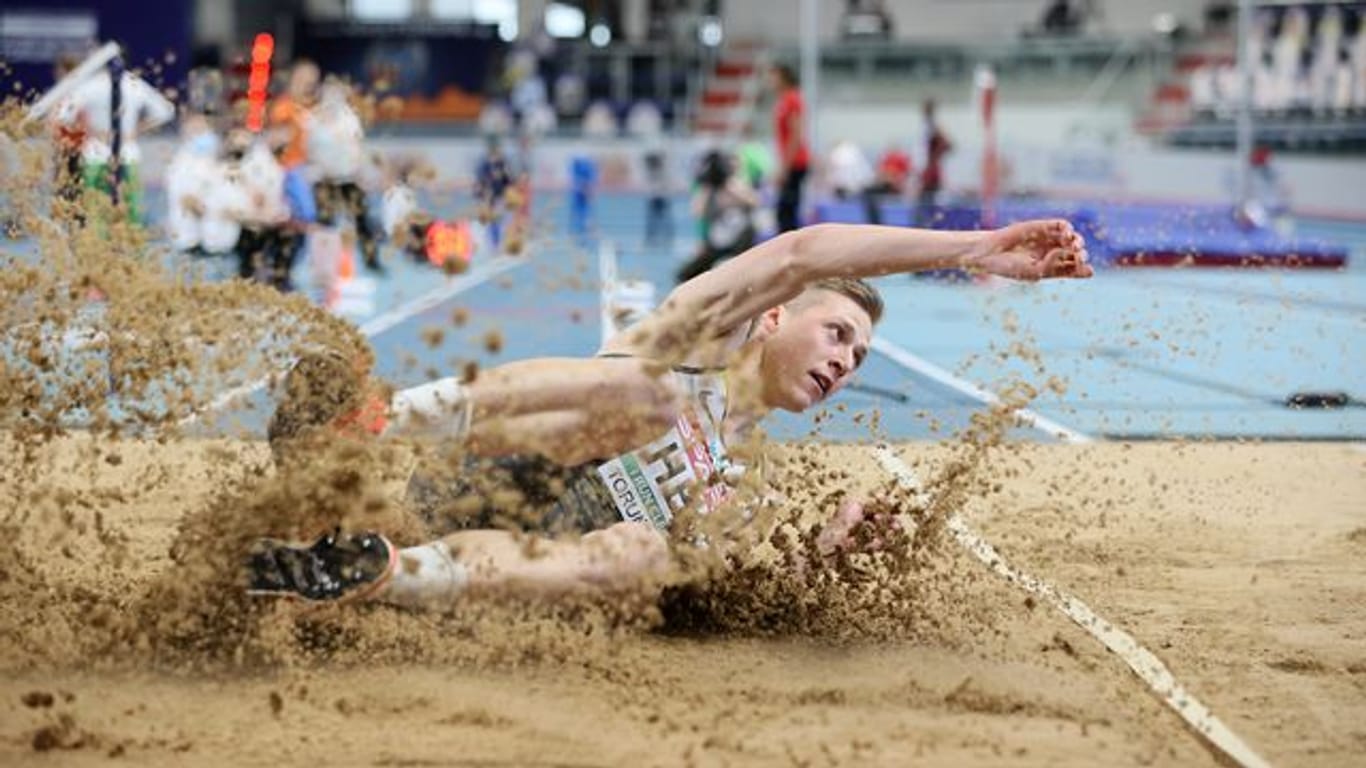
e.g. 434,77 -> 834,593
595,407 -> 733,531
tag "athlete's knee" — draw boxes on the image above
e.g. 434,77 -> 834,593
388,377 -> 471,438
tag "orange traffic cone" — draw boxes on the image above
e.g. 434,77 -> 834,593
338,242 -> 356,281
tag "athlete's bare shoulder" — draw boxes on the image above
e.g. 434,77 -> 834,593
600,290 -> 750,368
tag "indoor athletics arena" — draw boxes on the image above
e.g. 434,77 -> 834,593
1,1 -> 1362,765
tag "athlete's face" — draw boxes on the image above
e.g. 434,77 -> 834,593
756,290 -> 873,413
289,64 -> 320,101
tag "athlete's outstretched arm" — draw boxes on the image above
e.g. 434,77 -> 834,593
644,220 -> 1092,341
387,356 -> 677,463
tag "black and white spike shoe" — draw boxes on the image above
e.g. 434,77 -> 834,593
247,529 -> 397,602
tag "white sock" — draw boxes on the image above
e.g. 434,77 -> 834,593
381,541 -> 470,607
386,378 -> 472,439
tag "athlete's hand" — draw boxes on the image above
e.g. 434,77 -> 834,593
964,219 -> 1093,281
815,498 -> 902,558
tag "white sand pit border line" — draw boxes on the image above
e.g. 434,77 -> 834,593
181,256 -> 525,425
872,446 -> 1273,768
870,337 -> 1094,444
598,240 -> 618,348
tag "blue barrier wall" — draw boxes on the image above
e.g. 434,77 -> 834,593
1,0 -> 192,94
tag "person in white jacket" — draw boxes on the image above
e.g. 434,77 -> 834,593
309,79 -> 381,272
223,129 -> 295,290
379,155 -> 438,260
827,140 -> 874,200
58,65 -> 175,221
165,115 -> 243,255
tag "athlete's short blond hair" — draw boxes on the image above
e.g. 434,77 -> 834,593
799,277 -> 883,324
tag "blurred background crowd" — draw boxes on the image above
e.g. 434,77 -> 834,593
4,0 -> 1365,297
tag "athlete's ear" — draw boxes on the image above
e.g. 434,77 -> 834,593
753,304 -> 784,340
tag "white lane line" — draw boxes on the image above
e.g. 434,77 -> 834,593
356,256 -> 521,337
873,446 -> 1273,768
182,256 -> 524,425
870,336 -> 1094,444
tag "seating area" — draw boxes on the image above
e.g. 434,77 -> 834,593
1149,3 -> 1366,151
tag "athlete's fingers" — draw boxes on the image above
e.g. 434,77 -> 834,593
1042,248 -> 1073,278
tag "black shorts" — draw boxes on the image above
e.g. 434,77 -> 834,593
405,454 -> 621,536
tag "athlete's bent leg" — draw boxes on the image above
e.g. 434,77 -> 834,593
383,522 -> 668,606
248,523 -> 669,606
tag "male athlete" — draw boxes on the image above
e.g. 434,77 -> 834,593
248,220 -> 1091,606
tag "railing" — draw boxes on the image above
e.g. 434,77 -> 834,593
542,36 -> 1176,129
772,36 -> 1175,81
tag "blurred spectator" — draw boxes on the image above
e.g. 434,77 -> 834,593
1040,0 -> 1084,36
876,145 -> 913,192
266,122 -> 317,231
1238,144 -> 1289,230
165,114 -> 239,255
827,140 -> 874,200
310,78 -> 382,273
57,58 -> 175,222
675,149 -> 759,283
862,145 -> 911,225
826,141 -> 909,226
841,0 -> 894,41
1203,2 -> 1236,37
267,58 -> 319,281
569,155 -> 598,241
509,57 -> 549,129
48,54 -> 86,218
380,156 -> 448,263
269,60 -> 319,172
768,63 -> 810,233
224,129 -> 295,289
917,99 -> 952,226
737,127 -> 774,190
475,135 -> 514,247
642,148 -> 672,246
187,66 -> 225,116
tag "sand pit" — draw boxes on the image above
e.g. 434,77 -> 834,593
2,436 -> 1361,767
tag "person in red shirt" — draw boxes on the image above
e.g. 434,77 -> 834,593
877,146 -> 912,192
861,145 -> 912,225
768,64 -> 810,233
916,98 -> 952,226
